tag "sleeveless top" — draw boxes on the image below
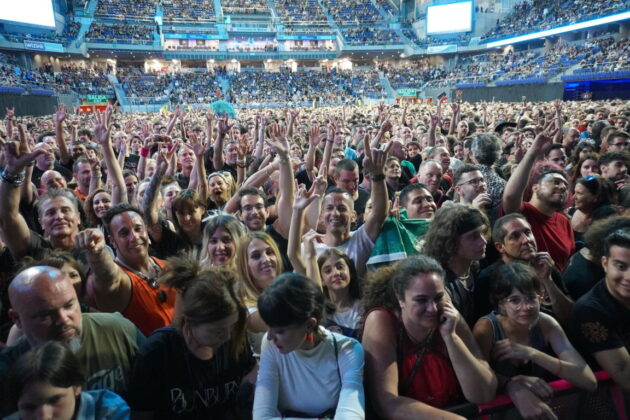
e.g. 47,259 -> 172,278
119,257 -> 176,336
368,308 -> 462,408
483,311 -> 552,380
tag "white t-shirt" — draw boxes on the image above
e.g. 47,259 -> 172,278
253,327 -> 365,420
313,226 -> 374,279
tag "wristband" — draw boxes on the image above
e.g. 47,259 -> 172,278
1,170 -> 25,185
370,173 -> 385,182
140,147 -> 150,158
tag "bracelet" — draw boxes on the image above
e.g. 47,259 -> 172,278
1,170 -> 25,185
370,173 -> 385,182
140,147 -> 150,158
236,159 -> 246,164
237,163 -> 247,168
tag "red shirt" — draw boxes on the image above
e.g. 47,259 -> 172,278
499,202 -> 575,271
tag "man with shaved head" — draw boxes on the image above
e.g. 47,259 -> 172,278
0,266 -> 144,394
40,169 -> 67,192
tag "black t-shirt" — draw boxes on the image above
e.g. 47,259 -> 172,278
32,163 -> 73,187
124,153 -> 140,173
127,327 -> 256,420
149,219 -> 201,260
445,269 -> 478,328
266,223 -> 292,273
562,251 -> 605,301
572,281 -> 630,368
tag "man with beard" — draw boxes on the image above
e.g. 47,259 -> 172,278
0,266 -> 144,395
477,214 -> 574,326
502,129 -> 574,271
76,203 -> 176,336
599,151 -> 629,188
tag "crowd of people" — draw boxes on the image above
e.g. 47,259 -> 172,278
1,20 -> 81,45
118,69 -> 171,104
0,95 -> 628,419
161,0 -> 217,23
341,27 -> 403,46
95,0 -> 157,20
275,0 -> 329,27
321,0 -> 383,25
85,22 -> 155,44
221,0 -> 269,14
482,0 -> 630,41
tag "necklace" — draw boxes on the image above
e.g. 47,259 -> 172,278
115,257 -> 167,302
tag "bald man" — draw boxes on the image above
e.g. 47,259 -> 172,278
0,266 -> 144,394
40,169 -> 67,192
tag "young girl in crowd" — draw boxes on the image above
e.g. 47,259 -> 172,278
5,341 -> 129,420
361,255 -> 497,420
253,273 -> 365,419
473,263 -> 596,420
127,256 -> 257,419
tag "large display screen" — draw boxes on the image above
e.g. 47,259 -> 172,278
0,0 -> 56,28
426,1 -> 472,35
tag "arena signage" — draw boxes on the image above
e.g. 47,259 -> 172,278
396,89 -> 417,97
23,40 -> 64,52
86,94 -> 108,103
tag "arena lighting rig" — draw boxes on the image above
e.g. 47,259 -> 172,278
486,10 -> 630,48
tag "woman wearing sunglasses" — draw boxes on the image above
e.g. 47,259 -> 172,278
473,263 -> 596,420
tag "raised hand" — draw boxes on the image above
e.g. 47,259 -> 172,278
91,110 -> 111,146
266,123 -> 289,158
54,104 -> 67,126
531,119 -> 558,154
5,107 -> 15,120
74,228 -> 106,255
217,114 -> 234,137
3,136 -> 47,173
309,125 -> 323,147
293,184 -> 320,211
237,133 -> 251,160
364,141 -> 393,177
187,132 -> 206,159
302,229 -> 323,260
311,165 -> 328,195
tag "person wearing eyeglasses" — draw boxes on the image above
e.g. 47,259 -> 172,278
478,214 -> 574,328
605,131 -> 629,153
453,164 -> 492,212
473,263 -> 596,420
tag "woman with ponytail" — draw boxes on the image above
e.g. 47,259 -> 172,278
126,256 -> 258,420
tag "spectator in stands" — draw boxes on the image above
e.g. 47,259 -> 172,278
570,175 -> 617,236
200,214 -> 247,267
480,214 -> 574,326
471,133 -> 505,210
127,257 -> 257,419
399,183 -> 437,220
254,273 -> 365,418
598,151 -> 629,188
473,263 -> 596,420
607,131 -> 630,153
0,266 -> 143,395
40,169 -> 68,192
75,204 -> 176,336
362,255 -> 497,419
415,160 -> 444,204
572,228 -> 630,392
502,127 -> 575,271
5,342 -> 130,420
453,164 -> 492,211
423,204 -> 490,327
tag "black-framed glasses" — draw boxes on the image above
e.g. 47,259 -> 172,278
457,177 -> 485,187
505,295 -> 539,310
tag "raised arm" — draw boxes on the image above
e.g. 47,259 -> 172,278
92,109 -> 128,204
54,104 -> 72,166
17,125 -> 35,206
75,228 -> 131,313
362,141 -> 392,242
141,147 -> 173,244
266,123 -> 295,238
188,133 -> 208,202
0,137 -> 46,259
502,122 -> 556,214
287,185 -> 319,276
304,125 -> 323,177
212,115 -> 234,171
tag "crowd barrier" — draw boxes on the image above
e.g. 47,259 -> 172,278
447,371 -> 629,420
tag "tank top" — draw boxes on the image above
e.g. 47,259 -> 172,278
367,308 -> 462,408
484,311 -> 552,380
119,257 -> 176,336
